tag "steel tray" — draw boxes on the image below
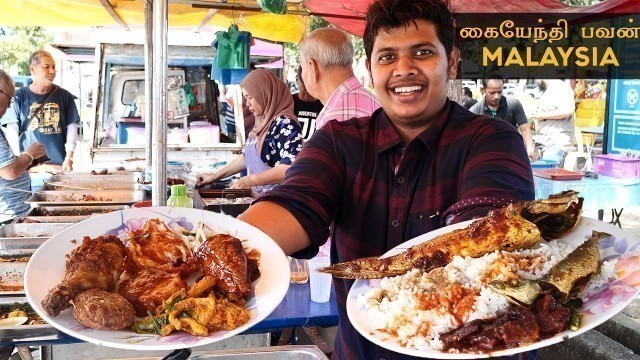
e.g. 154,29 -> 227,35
124,346 -> 329,360
15,215 -> 90,224
0,250 -> 33,295
0,296 -> 59,343
0,238 -> 46,250
45,171 -> 143,184
39,181 -> 143,191
26,205 -> 128,216
26,190 -> 145,206
0,223 -> 72,238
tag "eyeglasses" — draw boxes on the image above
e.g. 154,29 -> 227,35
0,89 -> 14,106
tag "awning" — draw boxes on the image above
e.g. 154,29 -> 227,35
0,0 -> 309,43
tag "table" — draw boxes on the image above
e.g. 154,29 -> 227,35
534,174 -> 640,225
1,283 -> 339,348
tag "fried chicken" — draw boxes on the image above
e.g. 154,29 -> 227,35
125,219 -> 197,276
194,234 -> 251,300
119,268 -> 187,317
72,289 -> 135,330
42,235 -> 126,316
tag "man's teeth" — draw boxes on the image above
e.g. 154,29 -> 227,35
394,86 -> 422,94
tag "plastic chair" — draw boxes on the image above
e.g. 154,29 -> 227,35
564,127 -> 593,172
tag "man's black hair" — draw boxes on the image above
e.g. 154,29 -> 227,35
482,73 -> 504,88
363,0 -> 455,61
463,87 -> 473,98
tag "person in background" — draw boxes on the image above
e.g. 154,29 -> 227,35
531,79 -> 576,161
461,86 -> 477,110
238,0 -> 534,358
293,66 -> 323,141
299,27 -> 380,129
0,69 -> 47,225
469,73 -> 536,160
196,69 -> 303,194
1,50 -> 79,171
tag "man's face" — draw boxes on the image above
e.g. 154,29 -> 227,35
300,60 -> 320,100
0,84 -> 15,118
367,19 -> 458,127
30,55 -> 56,86
537,80 -> 547,92
484,79 -> 504,108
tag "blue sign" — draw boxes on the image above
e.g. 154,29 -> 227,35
606,79 -> 640,154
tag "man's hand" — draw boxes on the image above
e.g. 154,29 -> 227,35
230,175 -> 254,189
527,145 -> 538,161
25,142 -> 46,160
62,157 -> 73,171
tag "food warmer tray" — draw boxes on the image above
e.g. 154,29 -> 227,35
39,181 -> 143,191
26,205 -> 129,217
0,250 -> 33,295
0,296 -> 60,342
26,190 -> 145,206
45,172 -> 143,184
0,223 -> 72,238
124,346 -> 329,360
15,215 -> 91,224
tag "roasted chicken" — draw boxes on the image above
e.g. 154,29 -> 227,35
42,235 -> 126,316
194,234 -> 252,300
125,219 -> 197,275
119,268 -> 187,317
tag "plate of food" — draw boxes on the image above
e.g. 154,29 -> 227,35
24,207 -> 290,350
329,191 -> 640,358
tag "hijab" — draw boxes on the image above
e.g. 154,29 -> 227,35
241,69 -> 297,152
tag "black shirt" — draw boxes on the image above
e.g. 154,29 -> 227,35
293,94 -> 324,141
469,96 -> 528,129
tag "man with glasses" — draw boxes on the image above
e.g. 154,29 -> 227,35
0,69 -> 46,225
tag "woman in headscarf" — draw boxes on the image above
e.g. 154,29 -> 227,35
197,69 -> 303,194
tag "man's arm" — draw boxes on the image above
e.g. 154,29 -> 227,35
239,202 -> 311,255
519,123 -> 536,160
0,142 -> 47,180
2,122 -> 20,155
63,122 -> 78,171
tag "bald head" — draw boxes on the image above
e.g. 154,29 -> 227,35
300,28 -> 354,69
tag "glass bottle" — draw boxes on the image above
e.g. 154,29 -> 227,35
167,184 -> 192,208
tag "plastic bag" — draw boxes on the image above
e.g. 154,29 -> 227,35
183,83 -> 196,108
257,0 -> 287,15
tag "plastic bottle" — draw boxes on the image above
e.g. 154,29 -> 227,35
167,184 -> 192,208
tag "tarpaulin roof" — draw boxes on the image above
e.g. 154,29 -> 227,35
0,0 -> 309,43
305,0 -> 640,37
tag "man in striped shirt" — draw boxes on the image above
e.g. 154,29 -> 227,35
240,0 -> 534,358
0,69 -> 46,224
299,27 -> 380,130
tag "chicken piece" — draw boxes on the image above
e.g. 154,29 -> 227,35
42,235 -> 126,317
119,268 -> 187,317
195,234 -> 251,300
72,289 -> 135,330
125,219 -> 197,276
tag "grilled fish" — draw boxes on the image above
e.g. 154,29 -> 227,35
319,204 -> 541,279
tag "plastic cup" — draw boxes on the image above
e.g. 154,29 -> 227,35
308,256 -> 332,303
289,257 -> 309,285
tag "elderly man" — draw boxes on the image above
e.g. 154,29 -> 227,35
1,50 -> 79,171
469,73 -> 536,159
532,79 -> 576,161
299,27 -> 380,129
0,69 -> 46,224
239,0 -> 534,358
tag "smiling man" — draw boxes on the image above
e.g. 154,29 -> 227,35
239,0 -> 534,359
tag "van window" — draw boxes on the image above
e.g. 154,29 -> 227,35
122,79 -> 145,105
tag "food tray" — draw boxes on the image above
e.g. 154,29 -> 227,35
45,172 -> 143,184
15,215 -> 90,224
0,238 -> 46,250
195,189 -> 256,217
594,154 -> 640,178
26,205 -> 129,216
0,296 -> 59,343
0,223 -> 72,238
533,168 -> 583,181
26,190 -> 145,206
0,250 -> 33,295
39,181 -> 143,191
123,346 -> 329,360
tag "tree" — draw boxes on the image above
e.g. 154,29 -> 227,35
0,27 -> 52,75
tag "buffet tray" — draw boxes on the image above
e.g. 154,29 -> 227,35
26,205 -> 128,217
0,223 -> 71,238
15,215 -> 90,224
45,172 -> 143,184
0,250 -> 33,295
194,189 -> 256,217
39,181 -> 143,191
0,238 -> 46,250
26,190 -> 145,206
124,346 -> 329,360
0,296 -> 59,342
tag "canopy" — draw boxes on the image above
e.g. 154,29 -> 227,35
305,0 -> 640,37
0,0 -> 308,43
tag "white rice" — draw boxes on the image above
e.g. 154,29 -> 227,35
357,239 -> 617,352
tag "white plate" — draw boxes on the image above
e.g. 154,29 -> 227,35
347,217 -> 640,358
24,207 -> 290,351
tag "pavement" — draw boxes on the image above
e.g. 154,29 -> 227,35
539,207 -> 640,359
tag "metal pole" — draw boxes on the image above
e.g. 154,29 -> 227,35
144,0 -> 153,176
152,0 -> 168,205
